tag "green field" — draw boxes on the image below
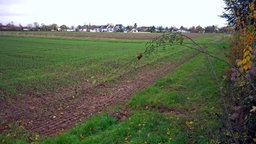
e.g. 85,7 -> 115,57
0,32 -> 229,143
0,33 -> 201,98
0,36 -> 144,97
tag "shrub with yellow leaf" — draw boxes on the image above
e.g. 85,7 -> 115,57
236,26 -> 255,72
222,0 -> 256,143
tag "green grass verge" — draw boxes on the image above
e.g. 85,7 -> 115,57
33,38 -> 229,143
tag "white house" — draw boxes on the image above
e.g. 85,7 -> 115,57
130,28 -> 138,33
177,29 -> 190,33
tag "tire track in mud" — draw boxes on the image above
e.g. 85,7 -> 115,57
0,52 -> 200,136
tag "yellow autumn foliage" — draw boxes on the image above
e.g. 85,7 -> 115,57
234,3 -> 255,72
236,24 -> 255,72
237,60 -> 243,67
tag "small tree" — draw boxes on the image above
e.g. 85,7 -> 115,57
7,21 -> 15,31
196,25 -> 204,33
34,22 -> 39,31
41,23 -> 47,31
76,25 -> 82,31
147,26 -> 156,33
157,26 -> 163,33
134,23 -> 137,29
165,27 -> 169,32
51,23 -> 58,31
204,25 -> 216,33
126,25 -> 133,32
71,25 -> 75,31
27,24 -> 33,31
60,25 -> 68,31
19,24 -> 23,31
188,26 -> 196,33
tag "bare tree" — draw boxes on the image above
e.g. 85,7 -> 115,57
34,22 -> 39,31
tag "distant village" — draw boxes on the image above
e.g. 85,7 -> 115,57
0,22 -> 234,33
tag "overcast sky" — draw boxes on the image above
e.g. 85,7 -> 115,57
0,0 -> 227,28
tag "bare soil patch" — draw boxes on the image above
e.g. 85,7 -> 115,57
144,105 -> 187,116
109,107 -> 131,122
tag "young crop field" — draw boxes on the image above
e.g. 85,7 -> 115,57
0,32 -> 229,143
0,36 -> 147,97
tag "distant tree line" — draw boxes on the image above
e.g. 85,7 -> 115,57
0,21 -> 234,33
